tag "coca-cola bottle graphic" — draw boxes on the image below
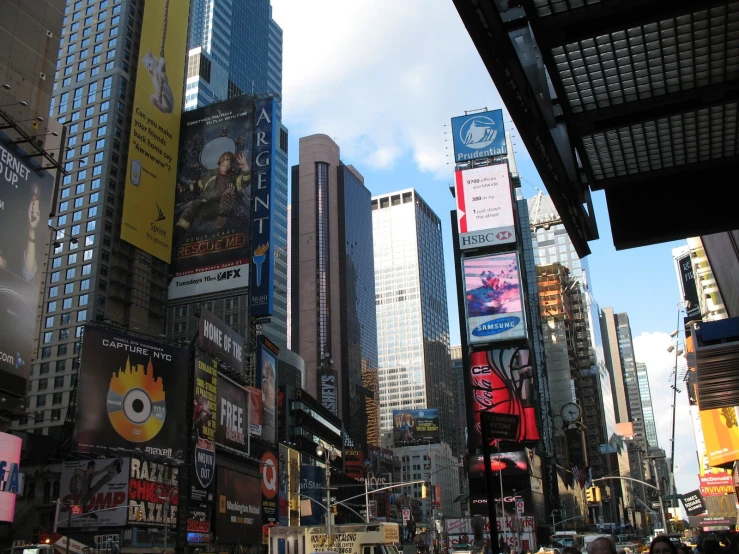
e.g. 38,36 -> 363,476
469,348 -> 540,446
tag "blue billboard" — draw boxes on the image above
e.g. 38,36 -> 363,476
299,465 -> 325,525
249,97 -> 277,317
451,109 -> 507,163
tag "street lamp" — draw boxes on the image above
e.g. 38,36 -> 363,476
316,443 -> 339,546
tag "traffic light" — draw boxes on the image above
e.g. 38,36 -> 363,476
594,486 -> 602,502
586,487 -> 595,503
422,484 -> 428,498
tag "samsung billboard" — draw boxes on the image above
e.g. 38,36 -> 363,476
451,110 -> 507,163
462,252 -> 526,344
455,163 -> 516,250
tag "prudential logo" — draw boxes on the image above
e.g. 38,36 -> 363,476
459,115 -> 498,151
472,316 -> 521,337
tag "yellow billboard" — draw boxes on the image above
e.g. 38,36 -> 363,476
700,407 -> 739,468
120,0 -> 190,262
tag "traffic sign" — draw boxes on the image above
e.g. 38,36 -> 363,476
516,500 -> 524,514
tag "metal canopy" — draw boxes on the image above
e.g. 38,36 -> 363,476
452,0 -> 739,254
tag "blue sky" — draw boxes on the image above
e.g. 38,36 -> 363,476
272,0 -> 698,497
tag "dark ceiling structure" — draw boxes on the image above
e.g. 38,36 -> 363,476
452,0 -> 739,257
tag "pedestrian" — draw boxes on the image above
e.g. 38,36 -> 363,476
677,545 -> 691,554
649,537 -> 677,554
588,537 -> 617,554
699,540 -> 720,554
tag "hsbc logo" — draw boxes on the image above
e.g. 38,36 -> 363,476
218,269 -> 242,281
496,231 -> 512,240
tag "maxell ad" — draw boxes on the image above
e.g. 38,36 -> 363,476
216,467 -> 262,544
127,457 -> 179,527
0,132 -> 55,398
249,98 -> 277,318
74,326 -> 189,459
198,307 -> 244,371
463,252 -> 527,344
392,409 -> 440,446
468,348 -> 539,445
58,458 -> 130,528
455,163 -> 516,250
216,374 -> 250,454
169,96 -> 256,298
191,352 -> 217,502
120,0 -> 190,262
450,109 -> 506,163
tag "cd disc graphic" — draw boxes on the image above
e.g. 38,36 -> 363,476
107,358 -> 166,442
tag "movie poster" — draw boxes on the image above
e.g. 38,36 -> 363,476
191,352 -> 216,502
462,252 -> 527,344
73,326 -> 189,459
128,457 -> 179,527
468,348 -> 539,445
392,409 -> 440,445
169,97 -> 256,299
0,132 -> 55,398
216,375 -> 250,454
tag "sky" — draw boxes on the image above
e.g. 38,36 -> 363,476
271,0 -> 699,498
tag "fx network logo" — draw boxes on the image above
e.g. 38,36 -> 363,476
155,203 -> 166,222
459,115 -> 498,150
217,269 -> 242,281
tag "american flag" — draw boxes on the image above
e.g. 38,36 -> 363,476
571,464 -> 588,489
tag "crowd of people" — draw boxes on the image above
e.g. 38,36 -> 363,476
554,535 -> 739,554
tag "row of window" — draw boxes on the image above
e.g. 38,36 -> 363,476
42,322 -> 86,344
40,341 -> 82,360
34,392 -> 66,406
36,376 -> 71,391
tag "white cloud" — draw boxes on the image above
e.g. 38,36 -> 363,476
633,331 -> 700,500
271,0 -> 503,176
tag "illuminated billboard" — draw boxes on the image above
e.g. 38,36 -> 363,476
392,409 -> 440,446
455,163 -> 515,250
191,352 -> 216,503
468,348 -> 539,445
467,451 -> 529,479
450,110 -> 506,163
0,432 -> 22,522
462,252 -> 526,344
169,97 -> 256,298
0,132 -> 55,398
120,0 -> 190,261
257,336 -> 278,443
699,407 -> 739,467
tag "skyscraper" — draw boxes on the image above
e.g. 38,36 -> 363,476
371,189 -> 454,450
170,0 -> 288,349
636,362 -> 658,448
449,345 -> 466,457
290,134 -> 379,450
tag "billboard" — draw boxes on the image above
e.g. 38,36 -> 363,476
451,110 -> 506,163
699,473 -> 734,496
468,348 -> 539,445
257,336 -> 278,443
677,254 -> 701,318
699,407 -> 739,467
392,409 -> 440,445
216,467 -> 262,544
247,386 -> 263,437
169,97 -> 257,298
0,432 -> 22,522
186,504 -> 211,537
261,449 -> 278,524
192,352 -> 217,502
455,164 -> 516,250
463,252 -> 526,344
299,465 -> 324,526
216,375 -> 250,454
468,451 -> 529,479
249,98 -> 278,318
73,326 -> 189,459
0,133 -> 55,398
120,0 -> 190,261
681,489 -> 707,516
59,458 -> 130,528
128,457 -> 179,527
198,307 -> 244,371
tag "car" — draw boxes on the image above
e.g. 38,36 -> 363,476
452,544 -> 480,554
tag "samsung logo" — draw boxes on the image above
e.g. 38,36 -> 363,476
472,316 -> 521,336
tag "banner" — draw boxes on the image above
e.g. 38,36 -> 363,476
257,336 -> 278,443
681,489 -> 707,516
392,409 -> 440,445
299,465 -> 324,526
0,132 -> 55,398
249,98 -> 277,318
74,326 -> 189,459
198,307 -> 244,371
699,473 -> 734,496
677,254 -> 701,318
216,375 -> 250,454
59,458 -> 130,528
191,352 -> 217,502
468,348 -> 539,445
450,109 -> 506,163
0,433 -> 22,521
699,407 -> 739,467
216,467 -> 261,544
128,458 -> 178,527
455,163 -> 516,250
170,96 -> 256,297
120,0 -> 190,261
463,252 -> 527,344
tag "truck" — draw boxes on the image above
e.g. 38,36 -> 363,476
269,523 -> 402,554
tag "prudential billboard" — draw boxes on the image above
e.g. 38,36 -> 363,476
451,110 -> 506,163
